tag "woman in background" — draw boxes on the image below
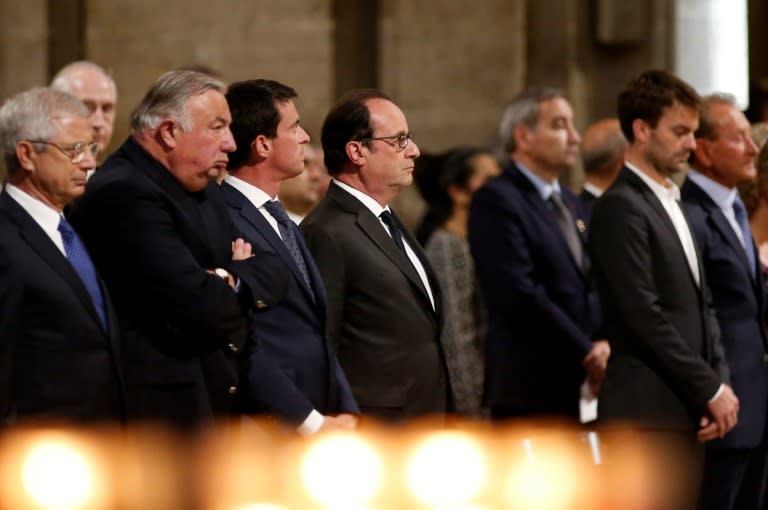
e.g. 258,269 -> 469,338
416,147 -> 500,418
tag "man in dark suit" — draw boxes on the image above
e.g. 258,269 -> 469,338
468,87 -> 607,421
301,89 -> 448,421
0,87 -> 123,423
222,79 -> 358,433
579,118 -> 626,216
589,70 -> 739,509
68,70 -> 287,428
681,93 -> 767,510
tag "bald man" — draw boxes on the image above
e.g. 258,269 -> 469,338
51,61 -> 117,156
579,118 -> 627,215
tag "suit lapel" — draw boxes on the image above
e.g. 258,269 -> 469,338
0,193 -> 104,328
684,179 -> 760,289
223,182 -> 318,303
622,167 -> 703,289
509,165 -> 588,276
328,184 -> 435,312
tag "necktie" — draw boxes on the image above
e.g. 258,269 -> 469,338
379,210 -> 407,254
733,197 -> 756,278
263,200 -> 313,291
58,217 -> 108,331
549,191 -> 584,269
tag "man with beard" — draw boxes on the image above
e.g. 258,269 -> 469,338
589,70 -> 738,509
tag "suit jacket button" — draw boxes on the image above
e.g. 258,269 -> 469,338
228,386 -> 237,395
255,300 -> 268,310
228,343 -> 239,353
763,353 -> 768,363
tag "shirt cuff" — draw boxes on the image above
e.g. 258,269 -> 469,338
708,384 -> 725,403
297,409 -> 324,436
233,277 -> 241,293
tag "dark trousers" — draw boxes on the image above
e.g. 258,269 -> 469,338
698,444 -> 768,510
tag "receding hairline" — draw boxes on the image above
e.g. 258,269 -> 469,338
51,61 -> 117,95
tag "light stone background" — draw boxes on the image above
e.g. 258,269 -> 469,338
1,0 -> 766,228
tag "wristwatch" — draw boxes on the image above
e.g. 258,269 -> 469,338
213,268 -> 231,284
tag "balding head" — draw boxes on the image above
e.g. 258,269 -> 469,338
51,61 -> 117,153
581,118 -> 626,189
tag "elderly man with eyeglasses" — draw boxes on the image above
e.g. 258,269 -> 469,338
301,89 -> 449,423
0,87 -> 125,424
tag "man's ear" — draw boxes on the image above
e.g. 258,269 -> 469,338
157,119 -> 179,149
252,135 -> 271,159
513,125 -> 531,152
692,138 -> 713,168
632,118 -> 650,145
15,141 -> 37,172
346,141 -> 366,166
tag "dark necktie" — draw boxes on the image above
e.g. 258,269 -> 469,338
733,197 -> 756,278
263,200 -> 313,291
379,210 -> 407,254
549,191 -> 584,269
58,217 -> 108,331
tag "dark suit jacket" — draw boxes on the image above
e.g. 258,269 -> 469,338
681,177 -> 768,449
0,191 -> 124,423
301,182 -> 448,420
589,166 -> 728,433
468,161 -> 601,416
222,182 -> 358,423
580,188 -> 599,219
68,137 -> 287,428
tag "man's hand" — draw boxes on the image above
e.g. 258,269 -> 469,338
583,339 -> 610,395
705,384 -> 739,439
697,416 -> 719,442
319,414 -> 358,432
232,238 -> 253,261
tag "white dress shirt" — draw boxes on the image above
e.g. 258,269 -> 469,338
333,179 -> 436,310
625,163 -> 700,286
224,175 -> 324,436
686,170 -> 745,246
5,183 -> 66,254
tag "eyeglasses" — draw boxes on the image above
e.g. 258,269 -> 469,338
27,140 -> 100,163
358,132 -> 414,151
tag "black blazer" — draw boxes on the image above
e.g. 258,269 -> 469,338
589,166 -> 728,433
222,182 -> 358,423
681,177 -> 768,449
68,137 -> 287,428
301,182 -> 448,420
579,187 -> 599,220
468,162 -> 601,416
0,191 -> 124,423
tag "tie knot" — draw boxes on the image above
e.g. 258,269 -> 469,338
380,210 -> 395,223
263,200 -> 292,226
58,216 -> 75,239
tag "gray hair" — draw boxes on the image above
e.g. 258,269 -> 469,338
498,87 -> 566,155
130,70 -> 226,133
695,92 -> 738,141
0,87 -> 89,175
51,61 -> 117,97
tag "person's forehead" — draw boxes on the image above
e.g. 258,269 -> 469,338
50,113 -> 92,139
367,98 -> 406,131
69,70 -> 116,99
660,101 -> 699,124
186,89 -> 231,121
538,96 -> 573,120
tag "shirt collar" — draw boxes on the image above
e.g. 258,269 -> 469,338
583,181 -> 604,198
515,162 -> 561,200
225,174 -> 274,209
686,169 -> 738,209
333,178 -> 390,217
625,161 -> 680,202
4,182 -> 63,231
